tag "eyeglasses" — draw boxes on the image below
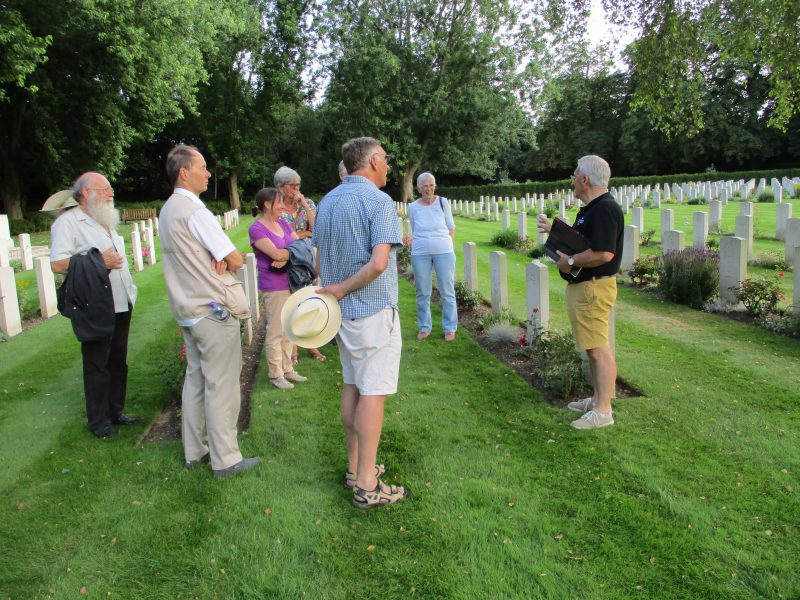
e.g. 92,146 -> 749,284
88,186 -> 114,193
372,152 -> 392,163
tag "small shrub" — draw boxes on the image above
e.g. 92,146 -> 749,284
640,229 -> 657,246
485,323 -> 520,345
756,191 -> 775,203
658,247 -> 719,309
760,310 -> 800,338
729,275 -> 784,318
522,329 -> 589,400
528,244 -> 545,259
477,309 -> 514,331
686,198 -> 704,205
705,237 -> 719,250
454,280 -> 481,312
795,183 -> 800,198
490,228 -> 532,253
629,256 -> 660,285
396,244 -> 411,272
748,251 -> 789,271
161,328 -> 187,400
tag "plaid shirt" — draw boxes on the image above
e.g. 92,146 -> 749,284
313,175 -> 402,319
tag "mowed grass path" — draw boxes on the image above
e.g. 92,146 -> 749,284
0,216 -> 798,599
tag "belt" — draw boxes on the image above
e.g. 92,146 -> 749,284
568,274 -> 614,284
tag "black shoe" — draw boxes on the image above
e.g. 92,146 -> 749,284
213,456 -> 262,478
92,424 -> 118,439
113,414 -> 143,426
184,453 -> 211,470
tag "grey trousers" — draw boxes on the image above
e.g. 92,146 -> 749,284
180,316 -> 244,470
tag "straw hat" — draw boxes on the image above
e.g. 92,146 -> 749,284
281,286 -> 342,348
40,190 -> 79,213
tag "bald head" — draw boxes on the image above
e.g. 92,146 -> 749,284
73,172 -> 112,205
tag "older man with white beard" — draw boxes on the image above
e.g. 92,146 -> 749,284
50,172 -> 140,438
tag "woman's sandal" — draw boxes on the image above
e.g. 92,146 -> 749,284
310,348 -> 327,362
344,463 -> 386,489
291,354 -> 299,365
352,479 -> 409,509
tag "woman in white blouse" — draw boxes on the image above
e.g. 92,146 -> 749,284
407,172 -> 457,341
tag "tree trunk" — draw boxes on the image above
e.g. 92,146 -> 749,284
0,90 -> 25,219
228,171 -> 240,209
401,162 -> 417,203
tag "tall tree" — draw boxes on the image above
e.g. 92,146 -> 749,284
0,0 -> 229,218
318,0 -> 583,201
605,0 -> 800,136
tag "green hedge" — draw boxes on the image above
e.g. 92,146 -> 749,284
435,168 -> 800,203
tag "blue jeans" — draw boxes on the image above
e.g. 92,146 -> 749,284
411,252 -> 458,334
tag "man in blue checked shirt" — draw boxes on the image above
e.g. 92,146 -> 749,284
314,137 -> 409,509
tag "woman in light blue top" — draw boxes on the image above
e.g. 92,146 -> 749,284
408,172 -> 457,341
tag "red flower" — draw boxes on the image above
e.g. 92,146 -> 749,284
779,272 -> 785,277
519,334 -> 527,346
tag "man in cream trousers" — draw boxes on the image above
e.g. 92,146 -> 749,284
159,144 -> 260,478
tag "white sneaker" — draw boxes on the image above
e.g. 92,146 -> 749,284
284,371 -> 307,383
571,409 -> 614,430
270,376 -> 294,390
567,397 -> 595,412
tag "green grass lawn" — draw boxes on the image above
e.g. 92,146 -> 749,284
1,218 -> 799,599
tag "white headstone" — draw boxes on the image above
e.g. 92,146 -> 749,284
131,229 -> 144,272
489,251 -> 508,315
740,202 -> 753,217
0,266 -> 22,336
0,238 -> 10,268
245,253 -> 259,322
660,209 -> 674,239
709,200 -> 722,233
632,206 -> 644,234
494,203 -> 500,222
663,230 -> 685,254
18,233 -> 33,270
463,242 -> 478,291
526,260 -> 549,338
145,227 -> 157,265
735,215 -> 753,257
502,209 -> 511,230
621,225 -> 640,272
795,247 -> 800,314
558,199 -> 566,219
0,214 -> 10,243
719,237 -> 747,305
776,202 -> 792,241
34,256 -> 58,319
236,268 -> 253,345
517,211 -> 527,240
693,211 -> 708,249
785,218 -> 800,267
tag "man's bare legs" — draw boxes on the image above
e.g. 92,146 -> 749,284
341,383 -> 400,493
586,345 -> 616,413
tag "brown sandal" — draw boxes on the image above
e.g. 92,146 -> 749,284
352,479 -> 409,509
344,463 -> 386,489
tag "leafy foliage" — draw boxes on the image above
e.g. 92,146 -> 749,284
454,280 -> 481,312
658,247 -> 720,309
729,275 -> 784,318
629,256 -> 660,286
490,229 -> 532,253
521,328 -> 589,400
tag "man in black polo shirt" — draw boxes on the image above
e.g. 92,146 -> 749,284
537,155 -> 623,429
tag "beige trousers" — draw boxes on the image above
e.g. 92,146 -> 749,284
180,315 -> 243,470
262,290 -> 293,379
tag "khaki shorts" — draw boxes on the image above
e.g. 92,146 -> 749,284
565,277 -> 617,350
337,308 -> 402,396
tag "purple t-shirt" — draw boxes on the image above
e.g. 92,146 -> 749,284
249,219 -> 295,292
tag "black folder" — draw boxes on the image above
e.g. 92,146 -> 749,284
543,218 -> 590,262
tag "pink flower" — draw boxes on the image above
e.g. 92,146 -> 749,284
518,334 -> 527,346
779,272 -> 785,277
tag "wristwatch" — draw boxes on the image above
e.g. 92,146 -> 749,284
567,256 -> 575,267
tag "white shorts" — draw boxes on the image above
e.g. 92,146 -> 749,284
337,308 -> 402,396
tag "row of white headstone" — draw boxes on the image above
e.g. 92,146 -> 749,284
458,237 -> 798,347
1,208 -> 243,338
394,176 -> 799,221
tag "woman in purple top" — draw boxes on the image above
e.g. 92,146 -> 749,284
249,188 -> 307,390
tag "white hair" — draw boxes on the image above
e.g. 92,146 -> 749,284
274,166 -> 301,187
576,155 -> 610,188
416,172 -> 436,192
338,160 -> 347,179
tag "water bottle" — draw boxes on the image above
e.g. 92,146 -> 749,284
209,301 -> 230,321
